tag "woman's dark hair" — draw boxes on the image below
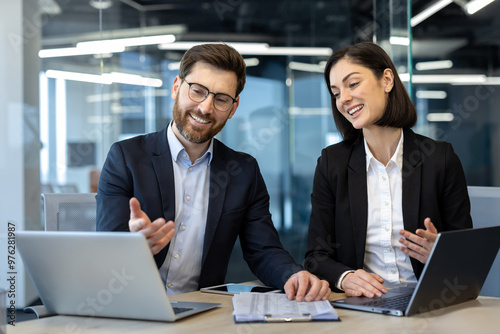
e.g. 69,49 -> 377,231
179,43 -> 246,97
324,42 -> 417,142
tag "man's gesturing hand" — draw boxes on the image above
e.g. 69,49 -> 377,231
129,197 -> 175,255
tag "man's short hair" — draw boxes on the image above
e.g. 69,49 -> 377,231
179,43 -> 246,97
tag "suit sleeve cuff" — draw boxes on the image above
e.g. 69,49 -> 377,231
335,270 -> 355,291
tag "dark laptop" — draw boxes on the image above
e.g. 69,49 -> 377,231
332,226 -> 500,316
17,231 -> 220,321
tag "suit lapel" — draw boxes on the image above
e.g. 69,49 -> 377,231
401,128 -> 422,234
202,140 -> 228,265
151,127 -> 176,267
151,128 -> 176,221
348,138 -> 369,268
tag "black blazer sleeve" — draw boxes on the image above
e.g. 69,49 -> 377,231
238,158 -> 304,289
304,143 -> 357,289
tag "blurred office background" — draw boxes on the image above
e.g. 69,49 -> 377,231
1,0 -> 500,306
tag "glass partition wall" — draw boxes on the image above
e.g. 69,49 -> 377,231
31,0 -> 500,283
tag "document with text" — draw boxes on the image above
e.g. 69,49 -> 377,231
232,292 -> 339,323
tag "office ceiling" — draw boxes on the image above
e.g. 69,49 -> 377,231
40,0 -> 500,73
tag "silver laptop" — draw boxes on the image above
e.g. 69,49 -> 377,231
332,226 -> 500,316
17,231 -> 220,321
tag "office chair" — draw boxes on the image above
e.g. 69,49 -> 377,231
41,193 -> 97,231
468,186 -> 500,297
25,193 -> 98,318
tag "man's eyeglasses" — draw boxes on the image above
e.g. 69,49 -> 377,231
184,81 -> 237,112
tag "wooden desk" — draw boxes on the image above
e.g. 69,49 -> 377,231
8,292 -> 500,334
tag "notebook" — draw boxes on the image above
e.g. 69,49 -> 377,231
331,226 -> 500,316
16,231 -> 220,321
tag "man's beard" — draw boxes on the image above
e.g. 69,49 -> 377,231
172,97 -> 229,144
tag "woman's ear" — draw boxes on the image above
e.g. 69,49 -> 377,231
383,68 -> 395,93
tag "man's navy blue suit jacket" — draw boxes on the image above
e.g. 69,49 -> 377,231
96,126 -> 302,290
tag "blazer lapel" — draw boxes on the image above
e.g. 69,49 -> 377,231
151,128 -> 176,267
401,128 -> 422,234
202,140 -> 228,265
348,138 -> 369,268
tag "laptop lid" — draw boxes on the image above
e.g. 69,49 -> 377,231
332,226 -> 500,316
405,225 -> 500,315
17,231 -> 220,322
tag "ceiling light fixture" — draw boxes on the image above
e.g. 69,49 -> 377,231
398,73 -> 500,84
411,74 -> 487,84
464,0 -> 496,14
89,0 -> 113,10
427,113 -> 454,122
39,34 -> 176,58
411,0 -> 453,27
39,45 -> 125,58
158,42 -> 333,56
389,37 -> 410,46
40,0 -> 62,14
416,90 -> 448,99
415,60 -> 453,71
103,72 -> 163,87
45,70 -> 163,87
158,42 -> 269,53
288,62 -> 325,73
76,34 -> 176,49
168,57 -> 260,71
46,70 -> 112,85
244,58 -> 260,67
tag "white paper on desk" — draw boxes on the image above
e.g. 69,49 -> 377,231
232,292 -> 338,322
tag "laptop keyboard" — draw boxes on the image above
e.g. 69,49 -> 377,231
362,294 -> 411,310
172,306 -> 194,314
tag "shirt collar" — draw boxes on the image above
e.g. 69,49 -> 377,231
167,122 -> 214,166
364,130 -> 404,171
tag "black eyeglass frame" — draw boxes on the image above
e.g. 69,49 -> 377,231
183,80 -> 237,112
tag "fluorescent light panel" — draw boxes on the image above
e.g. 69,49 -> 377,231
416,90 -> 448,99
413,74 -> 487,84
45,70 -> 162,87
415,60 -> 453,71
103,72 -> 163,87
289,61 -> 325,73
393,73 -> 500,85
411,0 -> 453,27
427,113 -> 454,122
465,0 -> 496,14
39,34 -> 175,58
158,41 -> 332,56
39,45 -> 125,58
167,57 -> 260,71
158,42 -> 269,52
244,58 -> 260,67
76,34 -> 175,48
390,37 -> 410,46
46,70 -> 112,84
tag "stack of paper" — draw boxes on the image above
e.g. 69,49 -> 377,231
232,292 -> 339,323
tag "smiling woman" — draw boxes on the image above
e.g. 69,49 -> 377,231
305,42 -> 473,298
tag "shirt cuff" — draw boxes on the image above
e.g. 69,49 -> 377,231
335,270 -> 356,291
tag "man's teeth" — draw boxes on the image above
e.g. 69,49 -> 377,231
191,113 -> 209,124
348,105 -> 363,115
